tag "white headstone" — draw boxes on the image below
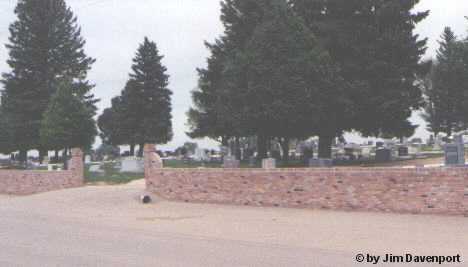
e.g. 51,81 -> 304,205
120,157 -> 144,172
262,158 -> 276,169
361,146 -> 372,158
85,155 -> 92,164
89,164 -> 103,173
194,148 -> 209,162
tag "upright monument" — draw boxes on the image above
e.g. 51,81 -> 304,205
445,135 -> 465,166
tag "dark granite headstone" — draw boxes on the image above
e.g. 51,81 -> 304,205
445,136 -> 465,166
398,146 -> 409,157
375,149 -> 392,162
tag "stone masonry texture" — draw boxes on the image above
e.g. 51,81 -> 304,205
145,145 -> 468,216
0,148 -> 84,195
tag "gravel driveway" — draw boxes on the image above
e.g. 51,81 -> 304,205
0,180 -> 466,267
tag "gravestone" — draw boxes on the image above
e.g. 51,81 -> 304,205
375,148 -> 392,162
223,155 -> 240,168
445,135 -> 465,166
434,136 -> 444,150
309,158 -> 333,167
398,146 -> 409,157
85,155 -> 92,164
361,147 -> 372,158
47,161 -> 54,171
194,148 -> 209,162
248,156 -> 256,167
262,158 -> 276,169
120,157 -> 144,172
89,164 -> 103,173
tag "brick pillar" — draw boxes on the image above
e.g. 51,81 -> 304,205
144,144 -> 163,179
70,148 -> 84,185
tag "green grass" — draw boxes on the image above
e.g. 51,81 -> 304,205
163,159 -> 223,168
162,159 -> 308,168
85,162 -> 143,184
84,152 -> 446,184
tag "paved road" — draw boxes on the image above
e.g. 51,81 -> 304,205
0,180 -> 466,267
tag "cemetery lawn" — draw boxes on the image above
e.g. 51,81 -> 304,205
85,162 -> 143,185
84,155 -> 446,185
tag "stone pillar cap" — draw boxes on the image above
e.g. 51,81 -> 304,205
144,144 -> 157,152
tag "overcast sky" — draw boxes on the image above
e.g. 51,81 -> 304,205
0,0 -> 467,150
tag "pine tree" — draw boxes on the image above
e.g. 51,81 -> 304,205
128,37 -> 173,155
99,37 -> 173,156
1,0 -> 96,161
0,109 -> 14,154
240,0 -> 347,162
188,0 -> 268,157
98,97 -> 128,147
187,40 -> 238,145
291,0 -> 429,158
40,79 -> 97,161
421,64 -> 443,136
423,27 -> 468,137
98,83 -> 140,155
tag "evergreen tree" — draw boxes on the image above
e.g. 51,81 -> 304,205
239,0 -> 347,162
98,96 -> 129,147
40,79 -> 97,165
1,0 -> 96,161
189,0 -> 348,161
291,0 -> 429,158
421,64 -> 443,136
423,27 -> 468,136
98,37 -> 173,156
188,0 -> 268,158
0,109 -> 14,154
187,40 -> 237,145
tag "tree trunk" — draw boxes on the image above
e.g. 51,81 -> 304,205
129,144 -> 135,156
19,150 -> 27,166
54,150 -> 59,162
63,148 -> 69,170
280,137 -> 290,164
137,143 -> 144,158
257,134 -> 268,160
39,149 -> 47,164
235,137 -> 241,160
318,134 -> 333,159
221,136 -> 229,147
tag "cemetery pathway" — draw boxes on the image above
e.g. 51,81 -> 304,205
0,180 -> 466,267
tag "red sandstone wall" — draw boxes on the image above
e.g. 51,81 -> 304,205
0,148 -> 84,195
145,164 -> 468,216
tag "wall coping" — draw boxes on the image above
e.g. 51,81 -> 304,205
154,167 -> 468,173
0,170 -> 71,174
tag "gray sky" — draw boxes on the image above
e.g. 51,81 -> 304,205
0,0 -> 467,149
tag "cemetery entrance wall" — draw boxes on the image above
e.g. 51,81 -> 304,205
144,144 -> 468,216
0,148 -> 84,195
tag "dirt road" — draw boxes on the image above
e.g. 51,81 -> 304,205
0,180 -> 466,266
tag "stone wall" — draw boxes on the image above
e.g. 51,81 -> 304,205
144,145 -> 468,216
0,148 -> 84,195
